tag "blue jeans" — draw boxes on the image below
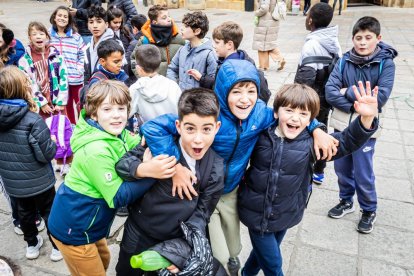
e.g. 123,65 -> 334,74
334,138 -> 377,212
243,229 -> 287,276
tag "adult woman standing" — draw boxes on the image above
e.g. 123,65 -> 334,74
252,0 -> 285,71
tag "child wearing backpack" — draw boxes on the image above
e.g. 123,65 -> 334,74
325,16 -> 397,234
49,6 -> 85,125
0,66 -> 62,262
294,3 -> 342,184
166,11 -> 217,91
239,82 -> 379,276
18,21 -> 69,120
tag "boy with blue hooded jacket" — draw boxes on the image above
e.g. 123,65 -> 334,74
141,59 -> 337,275
325,16 -> 397,234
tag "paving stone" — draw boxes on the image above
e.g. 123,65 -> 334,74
290,246 -> 357,276
405,145 -> 414,162
403,132 -> 414,146
107,244 -> 120,276
375,141 -> 405,160
109,216 -> 127,238
359,226 -> 414,269
375,156 -> 409,180
399,119 -> 414,132
377,198 -> 414,232
300,213 -> 359,255
397,109 -> 414,121
376,176 -> 413,203
378,129 -> 401,143
360,259 -> 408,276
116,227 -> 124,243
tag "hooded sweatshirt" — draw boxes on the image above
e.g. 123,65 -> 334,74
129,74 -> 181,121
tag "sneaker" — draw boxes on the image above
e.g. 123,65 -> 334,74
227,257 -> 241,276
26,235 -> 43,259
50,248 -> 63,262
328,200 -> 355,219
357,211 -> 376,234
116,206 -> 129,217
312,173 -> 324,185
13,220 -> 23,235
61,164 -> 70,176
277,59 -> 286,71
36,217 -> 45,232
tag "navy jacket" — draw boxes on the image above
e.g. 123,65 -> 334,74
326,41 -> 397,113
238,117 -> 378,234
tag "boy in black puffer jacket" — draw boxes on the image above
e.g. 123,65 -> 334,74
238,82 -> 379,276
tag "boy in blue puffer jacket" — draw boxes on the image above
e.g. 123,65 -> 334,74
325,16 -> 397,234
239,82 -> 379,276
141,59 -> 337,275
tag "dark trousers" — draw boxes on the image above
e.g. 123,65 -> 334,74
334,138 -> 377,212
332,0 -> 343,13
313,105 -> 330,174
16,187 -> 57,248
243,229 -> 287,276
303,0 -> 311,14
9,196 -> 19,221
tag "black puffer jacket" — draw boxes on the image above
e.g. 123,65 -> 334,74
72,0 -> 102,36
238,116 -> 378,234
0,99 -> 56,198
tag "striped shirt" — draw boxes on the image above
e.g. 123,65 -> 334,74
49,27 -> 85,85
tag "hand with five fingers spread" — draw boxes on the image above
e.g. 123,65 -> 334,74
352,81 -> 379,129
136,151 -> 177,179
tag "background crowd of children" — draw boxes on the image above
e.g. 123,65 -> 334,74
0,1 -> 396,276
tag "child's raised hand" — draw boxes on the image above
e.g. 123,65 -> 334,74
353,81 -> 378,117
187,69 -> 202,81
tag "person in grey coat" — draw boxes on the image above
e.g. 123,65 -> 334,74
252,0 -> 286,71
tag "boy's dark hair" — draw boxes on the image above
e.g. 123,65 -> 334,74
212,21 -> 243,50
182,11 -> 209,39
97,39 -> 124,59
148,4 -> 168,22
309,3 -> 333,29
87,5 -> 108,22
352,16 -> 381,37
273,84 -> 320,121
178,88 -> 220,121
131,14 -> 147,31
135,44 -> 161,73
50,6 -> 77,33
27,22 -> 51,40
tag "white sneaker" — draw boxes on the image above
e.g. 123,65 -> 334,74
36,217 -> 45,232
26,235 -> 43,259
61,164 -> 70,176
50,248 -> 63,262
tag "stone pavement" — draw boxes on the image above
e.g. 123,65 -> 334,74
1,1 -> 414,275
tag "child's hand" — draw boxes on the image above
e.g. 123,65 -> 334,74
166,265 -> 180,274
313,129 -> 339,161
136,154 -> 176,179
187,69 -> 202,81
172,163 -> 198,200
353,81 -> 378,117
50,135 -> 57,143
54,105 -> 65,112
142,147 -> 153,162
41,104 -> 54,114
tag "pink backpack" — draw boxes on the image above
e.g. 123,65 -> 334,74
45,113 -> 73,164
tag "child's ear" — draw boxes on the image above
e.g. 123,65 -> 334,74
152,20 -> 157,25
377,34 -> 382,41
98,57 -> 106,66
226,40 -> 234,50
175,120 -> 182,135
194,28 -> 201,36
215,121 -> 221,134
274,112 -> 278,119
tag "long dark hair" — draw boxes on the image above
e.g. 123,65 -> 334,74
49,6 -> 77,33
107,7 -> 131,40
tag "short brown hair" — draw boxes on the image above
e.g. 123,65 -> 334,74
212,21 -> 243,50
27,22 -> 51,40
135,44 -> 161,73
85,80 -> 131,118
178,88 -> 220,121
0,66 -> 37,112
273,84 -> 320,121
148,4 -> 168,22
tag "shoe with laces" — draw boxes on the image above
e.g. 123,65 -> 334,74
50,248 -> 63,262
312,173 -> 324,185
35,216 -> 45,232
277,59 -> 286,71
227,257 -> 241,276
13,220 -> 23,235
357,211 -> 376,234
26,235 -> 43,259
328,200 -> 355,218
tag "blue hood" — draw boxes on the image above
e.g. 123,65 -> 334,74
6,39 -> 25,66
374,41 -> 398,60
214,59 -> 260,122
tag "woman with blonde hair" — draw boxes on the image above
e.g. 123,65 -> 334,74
252,0 -> 286,71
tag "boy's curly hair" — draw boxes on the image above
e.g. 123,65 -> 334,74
148,4 -> 168,22
182,11 -> 209,39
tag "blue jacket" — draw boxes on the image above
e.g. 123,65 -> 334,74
238,117 -> 378,234
142,60 -> 319,194
326,41 -> 397,113
6,39 -> 25,66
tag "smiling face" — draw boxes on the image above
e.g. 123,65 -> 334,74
227,82 -> 258,120
91,95 -> 128,136
275,106 -> 311,139
28,28 -> 49,52
88,17 -> 108,39
352,29 -> 381,56
99,51 -> 123,74
54,9 -> 69,31
109,16 -> 123,32
154,10 -> 171,26
176,114 -> 221,160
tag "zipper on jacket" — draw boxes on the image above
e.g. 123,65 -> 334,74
84,206 -> 100,244
224,120 -> 242,182
267,138 -> 284,220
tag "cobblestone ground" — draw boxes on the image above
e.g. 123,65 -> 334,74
1,1 -> 414,275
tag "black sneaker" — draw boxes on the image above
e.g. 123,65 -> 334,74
228,257 -> 240,276
328,200 -> 355,218
357,211 -> 376,234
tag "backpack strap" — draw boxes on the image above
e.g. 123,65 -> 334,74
90,71 -> 108,82
302,56 -> 333,66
